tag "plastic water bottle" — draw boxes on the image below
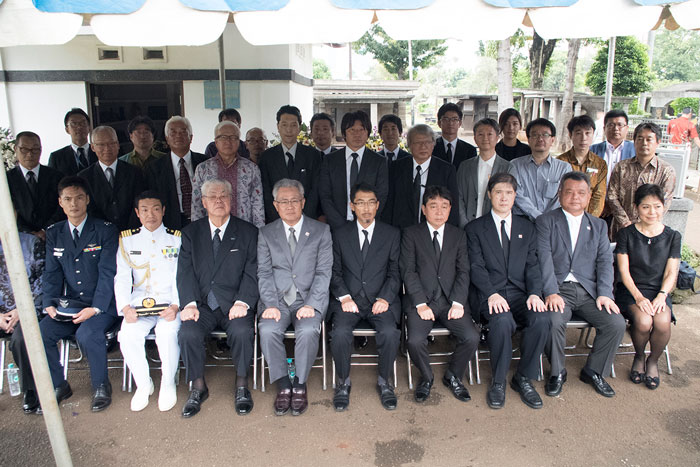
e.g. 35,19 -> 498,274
286,358 -> 296,380
7,363 -> 21,397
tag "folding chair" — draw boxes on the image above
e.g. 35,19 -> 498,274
0,335 -> 10,394
59,319 -> 123,381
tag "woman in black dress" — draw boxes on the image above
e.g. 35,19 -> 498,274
615,184 -> 680,390
495,108 -> 531,162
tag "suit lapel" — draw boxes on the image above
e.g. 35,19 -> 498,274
76,217 -> 95,252
572,214 -> 591,260
348,223 -> 364,268
554,209 -> 574,258
483,216 -> 506,269
420,224 -> 439,269
273,219 -> 294,266
293,217 -> 311,263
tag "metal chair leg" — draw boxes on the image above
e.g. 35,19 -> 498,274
665,345 -> 673,375
0,339 -> 6,394
537,353 -> 544,381
393,359 -> 397,389
406,350 -> 413,390
260,353 -> 266,393
474,350 -> 481,385
332,358 -> 336,389
253,318 -> 258,390
62,340 -> 70,380
321,321 -> 327,391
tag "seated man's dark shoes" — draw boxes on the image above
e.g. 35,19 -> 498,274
545,369 -> 567,397
486,382 -> 505,409
291,387 -> 308,416
91,382 -> 112,412
510,373 -> 543,409
23,389 -> 40,414
37,381 -> 73,414
333,383 -> 351,412
442,373 -> 471,402
182,387 -> 209,418
414,378 -> 433,403
580,369 -> 615,397
234,387 -> 254,415
377,383 -> 397,410
274,388 -> 292,416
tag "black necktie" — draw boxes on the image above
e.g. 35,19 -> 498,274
286,151 -> 294,177
77,147 -> 88,169
446,142 -> 453,164
433,230 -> 441,263
26,171 -> 38,199
212,228 -> 221,258
501,220 -> 510,265
350,153 -> 359,190
361,229 -> 369,262
73,227 -> 80,246
105,167 -> 115,189
413,166 -> 422,222
179,158 -> 192,218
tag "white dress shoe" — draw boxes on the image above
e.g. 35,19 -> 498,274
158,381 -> 177,412
130,379 -> 154,412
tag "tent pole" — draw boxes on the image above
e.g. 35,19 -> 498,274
604,37 -> 616,112
0,169 -> 72,467
218,34 -> 226,109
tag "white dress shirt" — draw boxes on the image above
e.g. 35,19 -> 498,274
171,151 -> 193,212
357,219 -> 375,247
604,141 -> 624,183
491,210 -> 512,244
209,216 -> 230,241
282,216 -> 304,243
476,154 -> 496,218
345,146 -> 366,220
563,209 -> 584,282
98,159 -> 118,179
443,137 -> 459,163
19,164 -> 40,181
426,222 -> 445,249
68,215 -> 88,236
281,142 -> 298,160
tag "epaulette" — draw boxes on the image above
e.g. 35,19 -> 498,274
120,228 -> 140,238
166,228 -> 181,237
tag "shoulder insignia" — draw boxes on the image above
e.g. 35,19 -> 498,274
166,228 -> 181,237
120,228 -> 140,238
46,223 -> 57,230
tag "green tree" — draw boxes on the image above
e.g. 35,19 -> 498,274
585,36 -> 653,96
353,25 -> 447,79
670,98 -> 700,116
313,59 -> 331,79
653,30 -> 700,83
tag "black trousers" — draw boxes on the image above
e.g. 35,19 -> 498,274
329,299 -> 400,385
406,294 -> 479,382
2,323 -> 34,392
481,290 -> 551,383
178,305 -> 255,380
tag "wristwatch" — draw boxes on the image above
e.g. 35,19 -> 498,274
93,307 -> 103,316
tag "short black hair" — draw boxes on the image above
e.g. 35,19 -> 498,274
682,107 -> 692,115
437,102 -> 462,121
603,109 -> 628,126
422,185 -> 452,206
378,114 -> 403,134
15,131 -> 41,143
64,108 -> 89,126
218,108 -> 241,124
276,105 -> 302,125
310,112 -> 335,132
498,108 -> 522,134
559,171 -> 590,190
133,190 -> 165,209
57,176 -> 90,197
350,182 -> 377,202
633,183 -> 665,206
526,118 -> 556,138
633,122 -> 662,143
567,115 -> 595,134
473,118 -> 500,134
487,172 -> 517,193
127,116 -> 156,135
341,110 -> 371,138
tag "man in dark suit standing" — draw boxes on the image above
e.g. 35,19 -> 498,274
319,110 -> 388,230
432,103 -> 476,170
537,172 -> 626,398
466,173 -> 550,410
383,124 -> 459,228
148,116 -> 208,229
78,126 -> 145,231
177,179 -> 259,418
329,182 -> 401,411
378,114 -> 410,168
7,131 -> 64,241
401,186 -> 479,403
310,113 -> 339,157
48,108 -> 98,176
259,105 -> 322,222
40,176 -> 119,412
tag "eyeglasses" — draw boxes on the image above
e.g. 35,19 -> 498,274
92,141 -> 118,148
440,117 -> 461,124
17,146 -> 41,155
352,200 -> 377,208
215,135 -> 238,142
275,199 -> 302,207
530,133 -> 552,140
411,140 -> 434,148
246,137 -> 267,144
67,121 -> 88,128
205,194 -> 230,202
605,123 -> 628,129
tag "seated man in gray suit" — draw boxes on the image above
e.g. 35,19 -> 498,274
536,171 -> 626,398
258,179 -> 333,416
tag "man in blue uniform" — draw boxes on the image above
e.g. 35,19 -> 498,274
40,176 -> 119,412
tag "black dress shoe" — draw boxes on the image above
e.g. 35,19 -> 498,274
354,336 -> 368,350
545,369 -> 567,397
22,389 -> 40,414
580,370 -> 615,398
377,383 -> 397,410
55,381 -> 73,403
291,387 -> 308,416
274,388 -> 292,416
510,374 -> 543,409
235,387 -> 254,415
182,387 -> 209,418
333,384 -> 351,412
414,378 -> 433,403
442,374 -> 471,402
91,382 -> 112,412
486,382 -> 505,409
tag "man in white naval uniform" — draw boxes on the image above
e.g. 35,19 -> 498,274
115,190 -> 182,412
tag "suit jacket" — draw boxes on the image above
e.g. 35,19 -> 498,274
257,215 -> 333,316
258,144 -> 322,222
590,140 -> 635,163
466,213 -> 542,306
383,156 -> 459,229
536,207 -> 613,300
456,155 -> 511,228
177,216 -> 259,312
400,222 -> 470,310
433,137 -> 477,170
78,160 -> 146,231
7,165 -> 65,232
330,220 -> 401,321
319,148 -> 389,230
380,148 -> 411,169
48,145 -> 98,176
43,216 -> 118,315
146,151 -> 208,230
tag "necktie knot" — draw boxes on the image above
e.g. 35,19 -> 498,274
105,167 -> 115,188
73,227 -> 80,245
214,228 -> 221,238
351,152 -> 358,160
